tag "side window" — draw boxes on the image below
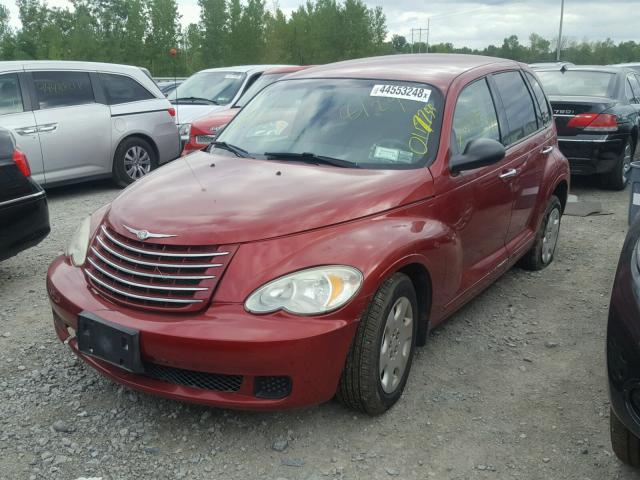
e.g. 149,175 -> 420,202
100,73 -> 155,105
625,78 -> 636,103
451,78 -> 501,155
492,71 -> 539,146
525,72 -> 552,126
0,74 -> 24,115
33,71 -> 94,109
628,75 -> 640,104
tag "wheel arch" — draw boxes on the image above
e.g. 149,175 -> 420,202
397,262 -> 433,347
552,179 -> 569,214
112,133 -> 160,169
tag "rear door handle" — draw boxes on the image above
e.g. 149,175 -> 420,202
15,126 -> 38,135
499,168 -> 518,180
541,146 -> 554,155
38,123 -> 58,133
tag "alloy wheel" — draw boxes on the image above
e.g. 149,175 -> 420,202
124,146 -> 152,180
541,207 -> 561,265
379,296 -> 414,394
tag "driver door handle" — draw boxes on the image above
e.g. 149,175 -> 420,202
541,146 -> 554,155
499,168 -> 518,180
15,126 -> 38,135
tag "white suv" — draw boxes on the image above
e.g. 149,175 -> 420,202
0,61 -> 180,187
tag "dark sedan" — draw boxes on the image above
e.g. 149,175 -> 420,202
0,128 -> 50,261
537,66 -> 640,190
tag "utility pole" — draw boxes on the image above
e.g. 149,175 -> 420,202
556,0 -> 565,61
426,18 -> 431,53
411,27 -> 430,54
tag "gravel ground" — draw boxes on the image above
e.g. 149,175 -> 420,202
2,176 -> 640,480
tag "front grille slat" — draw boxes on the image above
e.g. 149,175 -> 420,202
84,223 -> 233,312
85,270 -> 203,304
90,247 -> 216,280
96,236 -> 222,269
87,258 -> 208,292
101,226 -> 228,258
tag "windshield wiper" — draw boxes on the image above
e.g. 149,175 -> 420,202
263,152 -> 358,168
210,141 -> 252,158
172,96 -> 219,105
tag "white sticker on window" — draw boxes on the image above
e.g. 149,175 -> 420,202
633,193 -> 640,206
370,84 -> 431,103
225,74 -> 242,79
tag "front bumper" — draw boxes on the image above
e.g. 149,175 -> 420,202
47,256 -> 358,410
608,222 -> 640,438
557,135 -> 626,175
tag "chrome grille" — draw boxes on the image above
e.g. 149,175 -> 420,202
84,223 -> 233,312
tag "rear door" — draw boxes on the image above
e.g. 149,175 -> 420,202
0,72 -> 45,184
28,70 -> 111,184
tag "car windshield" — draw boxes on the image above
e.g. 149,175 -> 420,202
168,71 -> 246,105
537,70 -> 616,97
235,73 -> 285,108
216,78 -> 444,169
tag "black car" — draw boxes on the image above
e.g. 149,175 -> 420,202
0,128 -> 50,261
607,214 -> 640,466
537,66 -> 640,190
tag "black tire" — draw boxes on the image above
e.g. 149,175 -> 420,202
337,273 -> 418,415
112,137 -> 157,188
600,139 -> 633,191
610,407 -> 640,466
519,195 -> 562,271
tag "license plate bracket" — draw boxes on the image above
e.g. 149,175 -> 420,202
77,311 -> 144,373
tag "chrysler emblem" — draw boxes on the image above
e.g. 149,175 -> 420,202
123,225 -> 178,241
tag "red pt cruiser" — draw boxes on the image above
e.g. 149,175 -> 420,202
47,54 -> 569,414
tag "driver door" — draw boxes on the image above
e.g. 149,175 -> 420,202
434,77 -> 517,309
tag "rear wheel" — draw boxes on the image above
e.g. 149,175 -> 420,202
112,137 -> 157,188
337,273 -> 418,415
600,139 -> 632,191
520,195 -> 562,271
610,407 -> 640,466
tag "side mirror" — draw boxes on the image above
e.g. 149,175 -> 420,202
450,138 -> 506,174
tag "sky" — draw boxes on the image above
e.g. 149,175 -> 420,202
3,0 -> 639,49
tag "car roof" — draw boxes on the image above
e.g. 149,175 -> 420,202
197,64 -> 292,74
286,54 -> 523,92
262,65 -> 312,75
0,60 -> 149,76
610,62 -> 640,67
536,65 -> 627,74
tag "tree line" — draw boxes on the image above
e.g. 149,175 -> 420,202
0,0 -> 638,77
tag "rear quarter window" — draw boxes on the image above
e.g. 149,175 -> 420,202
33,71 -> 95,109
492,71 -> 538,146
525,72 -> 552,126
100,73 -> 156,105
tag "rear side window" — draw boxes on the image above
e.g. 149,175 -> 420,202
33,71 -> 95,109
627,75 -> 640,104
525,72 -> 552,126
0,74 -> 24,115
100,73 -> 155,105
451,78 -> 501,155
492,71 -> 538,146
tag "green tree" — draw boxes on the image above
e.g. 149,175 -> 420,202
145,0 -> 180,76
199,0 -> 227,67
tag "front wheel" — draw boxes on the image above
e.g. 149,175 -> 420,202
519,195 -> 562,271
112,137 -> 157,188
337,273 -> 418,415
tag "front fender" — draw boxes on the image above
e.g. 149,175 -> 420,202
214,200 -> 457,324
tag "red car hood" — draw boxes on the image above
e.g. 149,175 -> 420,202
192,109 -> 239,133
106,152 -> 435,245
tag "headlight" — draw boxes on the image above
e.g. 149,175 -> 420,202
64,216 -> 91,266
178,123 -> 191,141
245,266 -> 363,315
